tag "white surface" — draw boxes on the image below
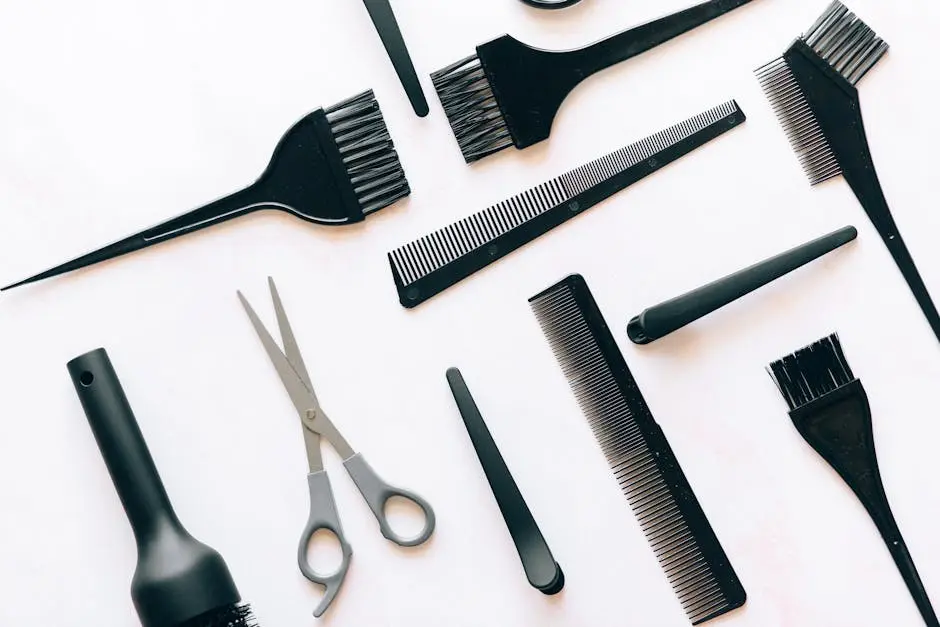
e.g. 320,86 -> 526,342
1,0 -> 939,625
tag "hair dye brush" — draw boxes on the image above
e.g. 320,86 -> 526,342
431,0 -> 758,163
768,334 -> 938,626
4,90 -> 409,291
756,2 -> 940,344
68,348 -> 258,627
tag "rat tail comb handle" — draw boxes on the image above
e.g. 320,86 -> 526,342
432,0 -> 757,163
768,334 -> 938,627
5,90 -> 409,291
68,348 -> 258,627
628,225 -> 857,344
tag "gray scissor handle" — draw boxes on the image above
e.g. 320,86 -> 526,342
344,452 -> 436,547
298,470 -> 354,618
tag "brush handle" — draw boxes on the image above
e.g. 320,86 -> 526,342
849,173 -> 940,343
362,0 -> 428,117
68,348 -> 241,627
3,185 -> 267,291
628,225 -> 856,344
571,0 -> 756,77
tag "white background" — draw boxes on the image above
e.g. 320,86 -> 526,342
1,0 -> 939,625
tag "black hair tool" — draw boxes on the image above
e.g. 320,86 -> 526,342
4,90 -> 409,291
446,368 -> 564,595
756,2 -> 940,345
768,334 -> 938,626
362,0 -> 428,117
389,100 -> 745,308
530,275 -> 746,624
628,225 -> 858,344
68,348 -> 258,627
431,0 -> 758,163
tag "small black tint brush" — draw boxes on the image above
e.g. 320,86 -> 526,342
756,2 -> 940,344
768,334 -> 938,627
4,90 -> 409,291
432,0 -> 758,163
68,348 -> 259,627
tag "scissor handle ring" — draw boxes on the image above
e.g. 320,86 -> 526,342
344,453 -> 436,547
299,471 -> 354,617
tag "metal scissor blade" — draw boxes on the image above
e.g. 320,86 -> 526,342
238,291 -> 322,425
268,276 -> 316,398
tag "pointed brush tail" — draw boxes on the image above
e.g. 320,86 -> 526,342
2,186 -> 264,291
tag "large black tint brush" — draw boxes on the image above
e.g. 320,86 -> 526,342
4,90 -> 409,291
431,0 -> 758,163
68,348 -> 258,627
768,334 -> 938,626
756,2 -> 940,343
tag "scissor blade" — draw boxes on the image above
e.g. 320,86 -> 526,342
238,291 -> 322,426
268,276 -> 315,396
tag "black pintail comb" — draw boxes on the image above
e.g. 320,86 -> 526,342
4,90 -> 409,291
530,274 -> 746,624
432,0 -> 758,163
768,334 -> 939,626
755,3 -> 940,345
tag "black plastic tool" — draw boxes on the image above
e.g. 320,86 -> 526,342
362,0 -> 429,117
432,0 -> 758,163
4,90 -> 409,291
388,100 -> 744,308
627,225 -> 858,344
519,0 -> 584,9
68,348 -> 257,627
446,368 -> 564,595
530,275 -> 746,624
756,2 -> 940,345
768,334 -> 938,627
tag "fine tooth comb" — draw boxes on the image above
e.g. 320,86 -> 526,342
3,90 -> 409,291
431,0 -> 757,163
768,334 -> 938,626
389,100 -> 745,308
530,274 -> 746,624
755,2 -> 940,344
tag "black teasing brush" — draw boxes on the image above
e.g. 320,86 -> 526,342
768,334 -> 939,627
530,275 -> 746,624
3,90 -> 409,291
755,3 -> 940,346
432,0 -> 758,163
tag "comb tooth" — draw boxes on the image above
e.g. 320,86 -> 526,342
801,0 -> 888,85
325,90 -> 410,215
530,276 -> 745,624
431,53 -> 514,163
755,58 -> 842,186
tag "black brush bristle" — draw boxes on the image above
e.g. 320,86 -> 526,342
178,603 -> 258,627
754,1 -> 888,186
324,90 -> 410,214
430,54 -> 513,163
803,1 -> 888,86
767,333 -> 855,412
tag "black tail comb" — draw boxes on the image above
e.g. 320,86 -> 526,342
4,90 -> 409,291
530,274 -> 746,624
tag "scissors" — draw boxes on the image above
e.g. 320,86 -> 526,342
238,277 -> 436,617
